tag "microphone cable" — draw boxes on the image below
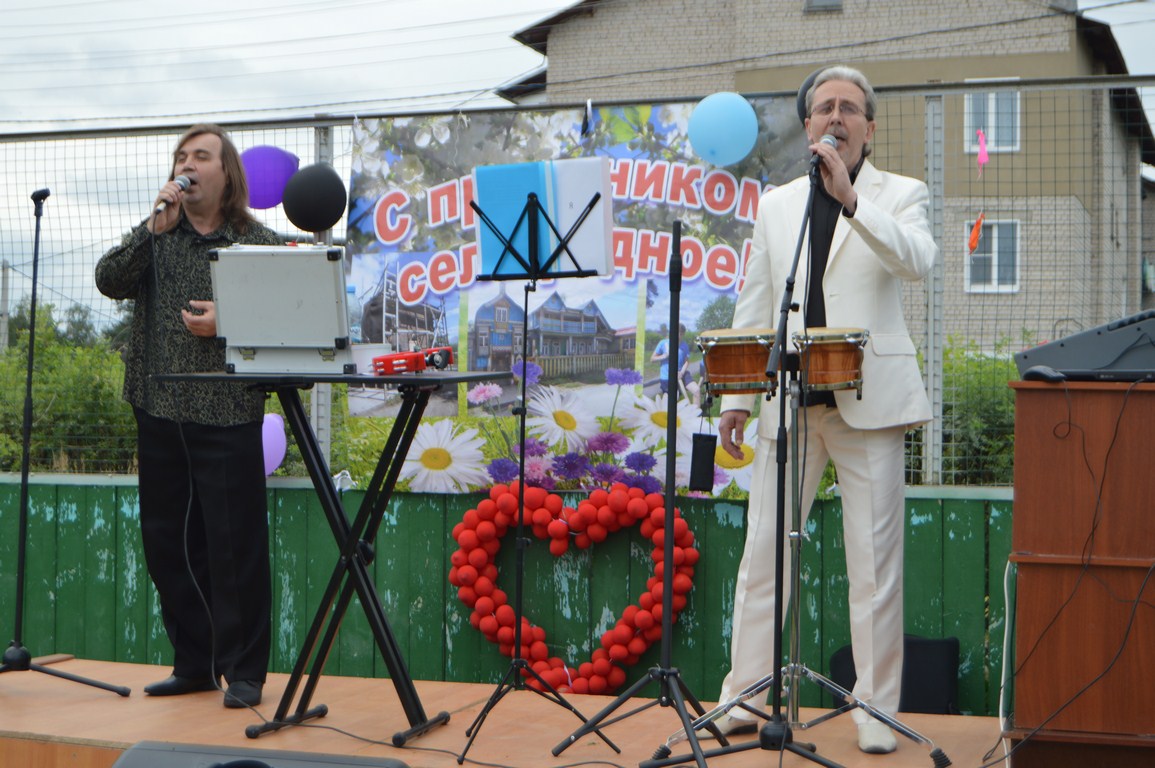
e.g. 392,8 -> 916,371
979,378 -> 1152,766
145,203 -> 226,704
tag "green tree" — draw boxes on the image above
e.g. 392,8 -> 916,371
695,294 -> 736,334
0,306 -> 135,473
60,303 -> 99,347
6,296 -> 58,348
940,337 -> 1018,485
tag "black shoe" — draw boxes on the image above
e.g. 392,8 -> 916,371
144,675 -> 217,696
224,680 -> 263,708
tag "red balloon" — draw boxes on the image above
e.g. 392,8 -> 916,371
456,565 -> 478,586
450,483 -> 700,697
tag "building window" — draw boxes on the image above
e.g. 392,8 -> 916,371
804,0 -> 842,10
495,306 -> 508,323
965,83 -> 1020,153
966,219 -> 1019,293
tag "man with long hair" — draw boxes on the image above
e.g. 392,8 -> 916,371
96,124 -> 281,709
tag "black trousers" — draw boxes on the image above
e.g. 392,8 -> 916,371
134,408 -> 271,684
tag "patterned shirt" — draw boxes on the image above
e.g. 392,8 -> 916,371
96,214 -> 283,426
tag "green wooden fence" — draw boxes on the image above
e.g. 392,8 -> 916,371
0,475 -> 1011,717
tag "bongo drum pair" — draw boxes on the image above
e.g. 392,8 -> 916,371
696,327 -> 869,397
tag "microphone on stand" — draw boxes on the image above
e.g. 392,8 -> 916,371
809,133 -> 838,168
154,175 -> 190,214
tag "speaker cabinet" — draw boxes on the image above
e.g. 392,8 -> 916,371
112,741 -> 408,768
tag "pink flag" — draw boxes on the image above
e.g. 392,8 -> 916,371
977,129 -> 989,177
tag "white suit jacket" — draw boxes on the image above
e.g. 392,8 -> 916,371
720,161 -> 938,433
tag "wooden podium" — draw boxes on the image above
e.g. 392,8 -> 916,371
1007,381 -> 1155,766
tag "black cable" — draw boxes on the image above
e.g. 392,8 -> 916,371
147,213 -> 228,702
276,716 -> 631,768
1004,380 -> 1134,677
980,379 -> 1148,766
979,561 -> 1155,768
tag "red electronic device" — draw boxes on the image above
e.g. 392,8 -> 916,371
370,346 -> 455,375
371,351 -> 427,374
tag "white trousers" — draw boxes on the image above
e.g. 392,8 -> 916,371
718,405 -> 907,723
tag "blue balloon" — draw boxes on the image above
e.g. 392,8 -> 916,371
688,92 -> 759,167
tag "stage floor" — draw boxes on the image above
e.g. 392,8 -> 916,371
0,657 -> 1006,767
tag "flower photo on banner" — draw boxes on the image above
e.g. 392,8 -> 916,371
461,366 -> 695,496
344,96 -> 809,498
618,393 -> 697,451
526,387 -> 598,451
401,420 -> 489,493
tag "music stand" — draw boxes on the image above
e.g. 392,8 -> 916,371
551,221 -> 722,768
457,185 -> 617,763
642,165 -> 951,768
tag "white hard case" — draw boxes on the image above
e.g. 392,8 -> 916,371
209,245 -> 356,375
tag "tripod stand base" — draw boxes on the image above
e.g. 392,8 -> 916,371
0,643 -> 131,696
458,657 -> 618,764
665,664 -> 952,767
758,716 -> 840,767
556,665 -> 719,768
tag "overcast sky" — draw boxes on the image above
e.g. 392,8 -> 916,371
1,0 -> 1152,134
0,0 -> 567,132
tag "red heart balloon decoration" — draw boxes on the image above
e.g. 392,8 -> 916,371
449,481 -> 699,695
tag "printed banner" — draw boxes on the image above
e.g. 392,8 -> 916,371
344,98 -> 808,496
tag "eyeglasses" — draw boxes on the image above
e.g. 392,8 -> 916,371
811,100 -> 866,119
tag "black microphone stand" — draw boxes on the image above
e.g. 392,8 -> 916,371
642,166 -> 826,768
0,189 -> 130,696
551,221 -> 720,768
457,190 -> 617,763
750,155 -> 830,765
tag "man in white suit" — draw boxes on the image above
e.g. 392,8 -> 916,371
712,66 -> 938,755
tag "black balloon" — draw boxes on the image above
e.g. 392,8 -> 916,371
282,162 -> 348,233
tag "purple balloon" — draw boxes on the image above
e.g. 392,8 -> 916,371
262,413 -> 288,476
242,145 -> 300,209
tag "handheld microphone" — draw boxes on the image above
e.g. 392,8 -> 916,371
154,175 -> 190,214
810,134 -> 838,167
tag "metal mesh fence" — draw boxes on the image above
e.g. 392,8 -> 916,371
872,78 -> 1153,485
0,123 -> 352,473
1,77 -> 1152,484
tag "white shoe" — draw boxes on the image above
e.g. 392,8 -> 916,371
668,712 -> 758,745
704,712 -> 759,739
857,721 -> 897,754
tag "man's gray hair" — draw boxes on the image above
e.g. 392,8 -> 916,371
806,65 -> 877,121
